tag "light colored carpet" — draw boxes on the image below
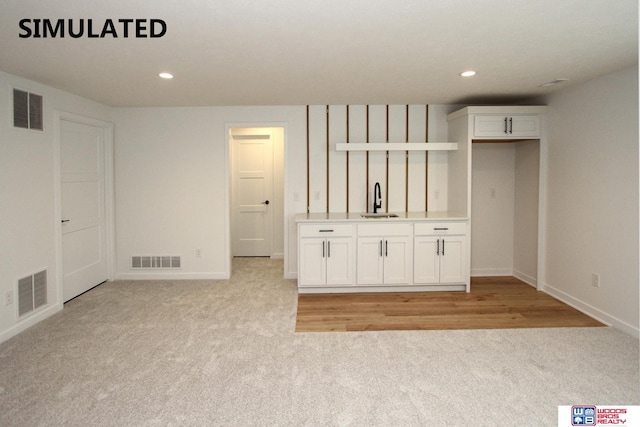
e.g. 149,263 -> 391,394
0,258 -> 637,426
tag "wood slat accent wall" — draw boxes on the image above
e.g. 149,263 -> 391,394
307,105 -> 429,213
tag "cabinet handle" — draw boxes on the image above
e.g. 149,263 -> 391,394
379,240 -> 383,257
442,239 -> 445,256
436,239 -> 440,255
327,241 -> 331,258
319,229 -> 334,233
509,117 -> 513,134
385,240 -> 388,257
504,117 -> 508,134
434,227 -> 448,231
322,241 -> 325,258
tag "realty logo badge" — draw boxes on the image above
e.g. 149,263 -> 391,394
572,406 -> 596,426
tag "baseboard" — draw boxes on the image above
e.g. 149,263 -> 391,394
471,268 -> 513,277
513,269 -> 537,287
542,283 -> 639,339
0,303 -> 62,344
271,253 -> 284,260
115,272 -> 230,280
285,272 -> 297,280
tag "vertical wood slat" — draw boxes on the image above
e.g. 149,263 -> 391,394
328,105 -> 347,213
407,105 -> 428,212
387,105 -> 407,212
368,105 -> 387,213
348,105 -> 368,213
306,106 -> 309,212
307,105 -> 328,213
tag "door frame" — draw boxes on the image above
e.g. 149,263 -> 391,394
224,122 -> 288,277
53,110 -> 115,305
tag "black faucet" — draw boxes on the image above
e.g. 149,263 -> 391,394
373,182 -> 382,213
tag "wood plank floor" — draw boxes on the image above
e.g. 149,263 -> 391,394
295,276 -> 605,332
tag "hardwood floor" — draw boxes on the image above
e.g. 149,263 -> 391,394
295,276 -> 605,332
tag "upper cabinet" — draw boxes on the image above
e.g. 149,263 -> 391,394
474,114 -> 541,139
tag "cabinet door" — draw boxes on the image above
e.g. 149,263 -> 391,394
439,236 -> 466,284
474,115 -> 540,138
299,238 -> 326,286
413,236 -> 440,284
326,237 -> 355,286
383,236 -> 412,285
357,237 -> 384,285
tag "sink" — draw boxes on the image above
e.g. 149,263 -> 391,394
360,213 -> 399,219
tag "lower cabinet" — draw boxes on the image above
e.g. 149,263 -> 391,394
414,222 -> 467,285
298,225 -> 355,287
297,218 -> 468,291
356,223 -> 413,285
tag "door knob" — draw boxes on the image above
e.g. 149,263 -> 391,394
262,200 -> 270,205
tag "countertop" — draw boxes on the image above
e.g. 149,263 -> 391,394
295,211 -> 468,222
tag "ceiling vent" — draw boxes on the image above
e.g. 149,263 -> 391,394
18,270 -> 47,317
13,88 -> 43,131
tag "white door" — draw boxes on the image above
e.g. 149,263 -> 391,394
231,129 -> 273,256
299,238 -> 326,286
413,236 -> 440,284
60,120 -> 107,301
356,237 -> 384,285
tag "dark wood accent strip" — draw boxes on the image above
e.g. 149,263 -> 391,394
425,104 -> 429,212
405,105 -> 409,212
366,105 -> 369,212
306,105 -> 310,213
326,105 -> 330,213
385,105 -> 389,212
346,105 -> 349,213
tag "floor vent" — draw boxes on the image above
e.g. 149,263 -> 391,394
13,88 -> 43,131
131,256 -> 181,269
18,270 -> 47,317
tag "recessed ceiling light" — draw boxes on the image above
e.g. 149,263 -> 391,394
159,72 -> 174,79
540,78 -> 569,88
460,70 -> 476,77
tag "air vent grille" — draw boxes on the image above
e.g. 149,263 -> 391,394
131,255 -> 181,270
18,270 -> 47,317
13,88 -> 43,131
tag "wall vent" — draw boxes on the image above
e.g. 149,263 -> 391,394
131,256 -> 181,269
18,270 -> 47,317
13,88 -> 43,131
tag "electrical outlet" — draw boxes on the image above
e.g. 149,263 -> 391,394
314,191 -> 320,201
196,248 -> 202,258
434,190 -> 440,200
591,273 -> 600,288
5,290 -> 13,306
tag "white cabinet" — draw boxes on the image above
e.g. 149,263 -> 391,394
414,222 -> 467,286
474,115 -> 540,139
356,223 -> 412,285
298,224 -> 355,287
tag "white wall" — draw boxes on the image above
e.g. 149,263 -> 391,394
542,65 -> 639,336
0,71 -> 112,343
471,143 -> 515,276
112,106 -> 307,281
513,140 -> 539,285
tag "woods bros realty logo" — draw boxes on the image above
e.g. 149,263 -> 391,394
558,405 -> 640,426
18,18 -> 167,38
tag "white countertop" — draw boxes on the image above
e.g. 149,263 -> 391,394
295,211 -> 468,222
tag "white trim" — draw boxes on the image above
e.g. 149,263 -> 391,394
271,253 -> 284,260
115,272 -> 229,280
53,110 -> 116,307
513,269 -> 537,287
298,284 -> 467,294
471,268 -> 513,277
542,282 -> 639,338
0,303 -> 61,344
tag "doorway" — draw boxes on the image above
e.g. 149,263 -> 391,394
229,127 -> 284,259
55,112 -> 114,302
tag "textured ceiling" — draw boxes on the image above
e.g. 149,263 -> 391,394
0,0 -> 637,107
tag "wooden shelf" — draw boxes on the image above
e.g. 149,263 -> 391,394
335,142 -> 458,152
